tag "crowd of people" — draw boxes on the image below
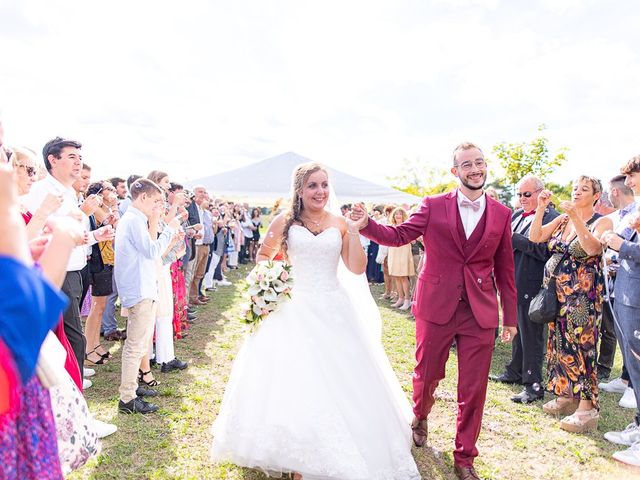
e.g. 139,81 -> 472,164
0,122 -> 265,477
2,117 -> 640,478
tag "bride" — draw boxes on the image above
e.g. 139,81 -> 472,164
210,162 -> 420,480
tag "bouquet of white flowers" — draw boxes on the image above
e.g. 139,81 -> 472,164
242,260 -> 293,326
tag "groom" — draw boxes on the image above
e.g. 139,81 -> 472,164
351,142 -> 517,480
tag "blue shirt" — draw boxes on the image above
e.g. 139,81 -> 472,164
202,210 -> 214,245
114,206 -> 176,308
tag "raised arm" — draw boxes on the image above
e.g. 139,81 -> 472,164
352,197 -> 430,247
529,190 -> 564,243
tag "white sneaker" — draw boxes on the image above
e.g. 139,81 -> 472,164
217,280 -> 232,286
83,378 -> 93,389
605,423 -> 640,446
599,377 -> 628,394
613,441 -> 640,467
620,387 -> 638,409
84,367 -> 95,378
92,418 -> 117,438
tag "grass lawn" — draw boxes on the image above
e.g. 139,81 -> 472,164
70,265 -> 640,480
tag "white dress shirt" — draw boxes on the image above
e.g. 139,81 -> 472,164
22,174 -> 96,271
456,189 -> 487,239
195,205 -> 204,246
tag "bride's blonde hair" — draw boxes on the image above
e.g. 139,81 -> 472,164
280,162 -> 328,258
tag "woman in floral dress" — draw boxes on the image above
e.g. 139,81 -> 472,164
529,176 -> 613,433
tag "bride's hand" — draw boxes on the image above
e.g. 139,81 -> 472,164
348,203 -> 369,231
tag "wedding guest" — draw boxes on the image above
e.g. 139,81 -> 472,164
490,175 -> 558,404
365,205 -> 385,284
599,175 -> 639,407
146,171 -> 188,374
0,161 -> 71,480
186,186 -> 207,306
387,207 -> 415,310
22,138 -> 113,379
250,207 -> 262,262
108,176 -> 127,200
529,176 -> 612,433
84,181 -> 118,366
601,155 -> 640,466
115,178 -> 180,414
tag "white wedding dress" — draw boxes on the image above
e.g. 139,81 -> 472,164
210,225 -> 420,480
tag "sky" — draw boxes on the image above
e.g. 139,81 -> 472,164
1,0 -> 639,191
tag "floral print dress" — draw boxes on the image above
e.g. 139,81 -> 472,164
545,217 -> 604,407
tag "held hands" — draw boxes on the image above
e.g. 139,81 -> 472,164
500,326 -> 517,343
348,203 -> 369,231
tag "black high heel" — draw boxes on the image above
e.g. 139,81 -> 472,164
138,369 -> 159,387
85,347 -> 108,365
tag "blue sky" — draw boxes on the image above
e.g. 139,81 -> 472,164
1,0 -> 638,191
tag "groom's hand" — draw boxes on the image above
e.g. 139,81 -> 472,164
349,203 -> 369,230
500,326 -> 517,343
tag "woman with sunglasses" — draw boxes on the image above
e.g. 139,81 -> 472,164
11,147 -> 63,240
529,176 -> 613,433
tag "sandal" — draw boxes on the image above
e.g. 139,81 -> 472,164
138,369 -> 160,387
85,347 -> 108,365
542,397 -> 579,416
560,408 -> 599,433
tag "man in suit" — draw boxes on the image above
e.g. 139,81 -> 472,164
351,142 -> 517,480
490,175 -> 558,404
601,155 -> 640,466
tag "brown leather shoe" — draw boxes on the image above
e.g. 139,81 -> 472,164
190,299 -> 205,306
198,295 -> 210,302
411,417 -> 428,447
454,464 -> 480,480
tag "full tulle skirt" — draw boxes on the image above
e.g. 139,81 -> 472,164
210,283 -> 420,480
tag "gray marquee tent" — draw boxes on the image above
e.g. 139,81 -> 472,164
190,152 -> 421,204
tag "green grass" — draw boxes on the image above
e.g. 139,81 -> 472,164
70,266 -> 640,479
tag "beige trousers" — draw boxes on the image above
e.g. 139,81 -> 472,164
119,299 -> 157,403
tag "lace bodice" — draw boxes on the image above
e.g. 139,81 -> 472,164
288,225 -> 342,291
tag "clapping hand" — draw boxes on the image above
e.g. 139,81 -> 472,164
560,201 -> 579,221
80,194 -> 102,215
46,216 -> 89,246
38,193 -> 64,217
600,230 -> 624,251
348,203 -> 369,231
93,225 -> 115,242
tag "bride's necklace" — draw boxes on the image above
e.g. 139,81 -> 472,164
300,211 -> 327,233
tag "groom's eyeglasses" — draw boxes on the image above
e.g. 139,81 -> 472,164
454,159 -> 486,171
516,189 -> 542,198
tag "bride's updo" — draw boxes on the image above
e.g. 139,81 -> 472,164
280,162 -> 328,258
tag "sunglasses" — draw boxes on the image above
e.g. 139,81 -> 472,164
516,189 -> 542,198
18,164 -> 37,177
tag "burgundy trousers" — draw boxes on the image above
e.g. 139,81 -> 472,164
413,298 -> 495,467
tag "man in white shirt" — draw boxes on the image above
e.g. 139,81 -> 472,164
22,137 -> 113,378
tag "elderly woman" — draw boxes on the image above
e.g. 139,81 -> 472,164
529,176 -> 613,433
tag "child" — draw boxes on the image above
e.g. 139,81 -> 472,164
115,179 -> 180,414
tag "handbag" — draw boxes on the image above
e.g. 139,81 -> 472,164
528,265 -> 561,325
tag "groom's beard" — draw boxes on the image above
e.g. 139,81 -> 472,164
460,174 -> 487,191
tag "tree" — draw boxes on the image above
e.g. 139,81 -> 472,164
492,124 -> 568,190
388,158 -> 456,197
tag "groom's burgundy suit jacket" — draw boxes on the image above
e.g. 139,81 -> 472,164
362,190 -> 517,328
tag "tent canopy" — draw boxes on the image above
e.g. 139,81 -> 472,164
189,152 -> 422,205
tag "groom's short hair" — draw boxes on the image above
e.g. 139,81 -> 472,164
452,142 -> 483,164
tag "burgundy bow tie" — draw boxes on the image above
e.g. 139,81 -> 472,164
522,210 -> 536,218
460,198 -> 481,212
